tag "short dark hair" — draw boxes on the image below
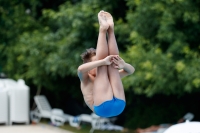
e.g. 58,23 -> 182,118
80,48 -> 96,63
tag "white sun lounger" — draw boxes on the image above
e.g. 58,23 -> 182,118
30,95 -> 70,126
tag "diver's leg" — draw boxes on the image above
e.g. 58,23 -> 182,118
93,11 -> 113,106
105,11 -> 125,101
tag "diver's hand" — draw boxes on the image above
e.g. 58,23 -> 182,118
103,55 -> 116,65
111,56 -> 126,69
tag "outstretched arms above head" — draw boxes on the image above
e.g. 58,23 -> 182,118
111,56 -> 135,78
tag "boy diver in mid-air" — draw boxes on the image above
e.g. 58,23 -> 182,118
78,10 -> 135,117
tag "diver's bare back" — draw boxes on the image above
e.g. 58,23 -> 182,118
80,74 -> 95,111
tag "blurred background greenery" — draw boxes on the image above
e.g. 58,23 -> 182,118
0,0 -> 200,130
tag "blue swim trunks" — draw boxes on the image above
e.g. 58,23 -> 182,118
94,97 -> 126,118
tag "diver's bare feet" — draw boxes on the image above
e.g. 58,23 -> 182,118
104,11 -> 114,32
98,10 -> 109,32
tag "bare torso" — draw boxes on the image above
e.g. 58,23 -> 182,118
80,74 -> 95,111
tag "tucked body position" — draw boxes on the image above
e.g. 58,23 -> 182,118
77,10 -> 135,118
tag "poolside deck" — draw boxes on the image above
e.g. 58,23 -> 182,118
0,124 -> 74,133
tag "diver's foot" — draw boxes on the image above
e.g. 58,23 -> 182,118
104,11 -> 114,32
98,10 -> 109,31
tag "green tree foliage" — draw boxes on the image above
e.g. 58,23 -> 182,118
0,0 -> 40,69
2,0 -> 127,93
121,0 -> 200,97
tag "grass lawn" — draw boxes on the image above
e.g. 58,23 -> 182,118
60,123 -> 136,133
41,119 -> 136,133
